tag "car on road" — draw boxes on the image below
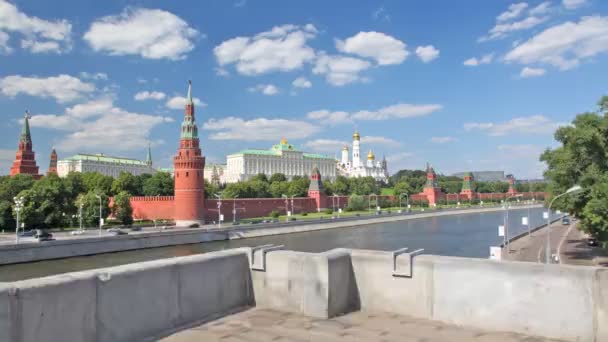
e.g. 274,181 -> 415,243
70,230 -> 86,236
35,230 -> 53,241
18,230 -> 36,237
107,228 -> 128,236
587,236 -> 599,247
562,217 -> 571,225
129,226 -> 142,232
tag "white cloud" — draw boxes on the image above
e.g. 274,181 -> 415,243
372,7 -> 391,22
134,91 -> 166,101
0,74 -> 95,103
165,95 -> 205,109
504,16 -> 608,70
497,144 -> 544,155
215,67 -> 229,77
292,77 -> 312,88
497,3 -> 528,22
79,72 -> 108,80
336,31 -> 408,65
483,16 -> 548,41
464,53 -> 494,66
213,24 -> 317,75
563,0 -> 587,10
430,136 -> 458,144
464,115 -> 564,136
28,98 -> 173,152
313,53 -> 372,86
530,2 -> 552,16
351,103 -> 442,121
386,152 -> 414,163
302,139 -> 348,152
0,149 -> 14,175
361,136 -> 401,147
0,0 -> 72,53
306,110 -> 351,125
520,67 -> 546,78
203,117 -> 320,141
248,84 -> 280,95
83,8 -> 198,60
415,45 -> 440,63
0,31 -> 11,54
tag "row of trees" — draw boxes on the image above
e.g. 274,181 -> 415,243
541,96 -> 608,247
0,171 -> 174,230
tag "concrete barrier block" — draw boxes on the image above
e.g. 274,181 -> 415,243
96,259 -> 180,342
350,250 -> 433,319
325,249 -> 356,317
301,254 -> 329,318
432,257 -> 595,342
177,250 -> 252,324
14,273 -> 97,342
0,284 -> 13,342
595,269 -> 608,341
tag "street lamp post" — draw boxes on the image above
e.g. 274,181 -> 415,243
545,185 -> 582,264
233,195 -> 239,224
79,203 -> 83,231
504,194 -> 523,252
281,194 -> 289,222
94,195 -> 102,236
368,194 -> 378,215
14,197 -> 24,244
215,193 -> 222,228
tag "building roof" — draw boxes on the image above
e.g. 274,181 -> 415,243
62,153 -> 149,166
228,139 -> 335,160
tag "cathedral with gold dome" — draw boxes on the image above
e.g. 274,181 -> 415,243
337,130 -> 389,182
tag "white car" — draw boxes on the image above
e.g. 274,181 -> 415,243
70,230 -> 85,236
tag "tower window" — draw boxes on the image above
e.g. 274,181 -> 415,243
186,171 -> 189,177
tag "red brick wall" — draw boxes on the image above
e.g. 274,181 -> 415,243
203,197 -> 318,222
129,196 -> 175,220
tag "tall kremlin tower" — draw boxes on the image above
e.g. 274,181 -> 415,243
47,148 -> 58,175
10,111 -> 40,178
173,81 -> 206,226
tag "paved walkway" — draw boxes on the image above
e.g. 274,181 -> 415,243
504,219 -> 608,266
160,308 -> 564,342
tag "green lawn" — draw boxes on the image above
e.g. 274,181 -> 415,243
380,188 -> 394,195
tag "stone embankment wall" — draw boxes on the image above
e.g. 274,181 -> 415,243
1,247 -> 606,342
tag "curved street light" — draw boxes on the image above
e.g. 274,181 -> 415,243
14,196 -> 24,244
544,185 -> 582,263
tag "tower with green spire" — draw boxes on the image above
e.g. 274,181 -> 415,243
146,143 -> 153,167
10,110 -> 40,177
460,171 -> 476,200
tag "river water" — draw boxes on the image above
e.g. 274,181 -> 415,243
0,207 -> 556,282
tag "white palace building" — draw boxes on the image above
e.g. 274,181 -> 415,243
224,138 -> 336,183
337,131 -> 389,182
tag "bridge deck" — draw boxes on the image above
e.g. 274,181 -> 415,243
160,308 -> 564,342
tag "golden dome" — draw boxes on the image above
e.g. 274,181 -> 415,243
280,137 -> 288,145
353,131 -> 360,141
367,149 -> 375,160
342,145 -> 349,151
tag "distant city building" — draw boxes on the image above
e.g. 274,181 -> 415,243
10,111 -> 40,178
451,171 -> 506,182
225,138 -> 336,183
337,130 -> 389,182
57,146 -> 156,178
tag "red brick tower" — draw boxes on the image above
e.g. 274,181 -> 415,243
47,148 -> 58,175
173,81 -> 205,226
460,171 -> 476,200
10,111 -> 40,178
308,167 -> 328,211
507,175 -> 517,195
419,163 -> 444,206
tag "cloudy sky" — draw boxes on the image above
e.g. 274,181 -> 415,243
1,0 -> 606,179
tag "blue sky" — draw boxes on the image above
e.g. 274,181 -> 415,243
1,0 -> 607,179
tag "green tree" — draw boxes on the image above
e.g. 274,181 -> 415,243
288,177 -> 310,197
269,181 -> 289,198
76,191 -> 110,227
347,194 -> 367,211
143,172 -> 174,196
269,173 -> 287,183
15,174 -> 72,229
111,172 -> 139,195
332,176 -> 350,195
393,181 -> 412,197
82,172 -> 113,195
204,179 -> 221,199
0,174 -> 35,230
349,177 -> 378,195
250,173 -> 269,183
112,191 -> 133,226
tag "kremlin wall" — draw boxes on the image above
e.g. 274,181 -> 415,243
8,81 -> 546,225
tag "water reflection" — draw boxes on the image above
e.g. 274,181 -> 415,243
0,208 -> 553,282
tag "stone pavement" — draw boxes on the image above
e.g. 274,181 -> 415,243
160,308 -> 564,342
560,223 -> 608,267
503,220 -> 569,263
